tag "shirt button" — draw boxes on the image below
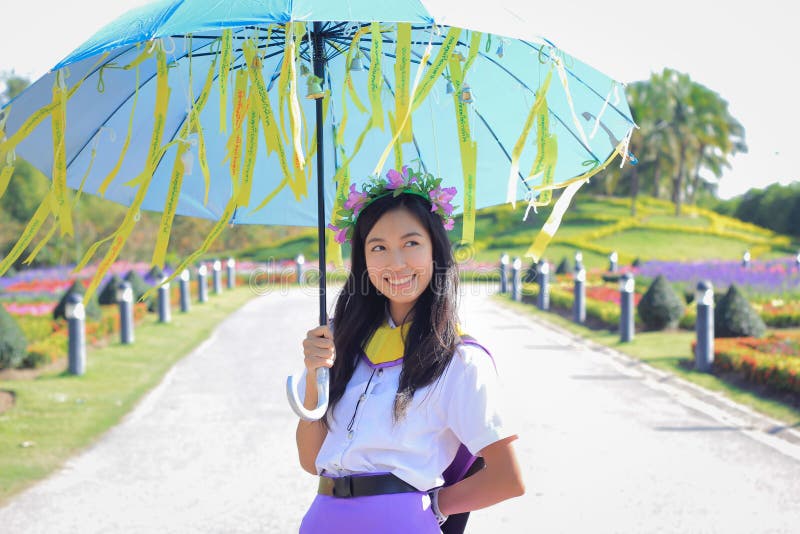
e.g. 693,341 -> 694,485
347,431 -> 354,440
377,369 -> 384,376
360,394 -> 367,401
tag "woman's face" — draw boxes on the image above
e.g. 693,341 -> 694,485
364,207 -> 434,317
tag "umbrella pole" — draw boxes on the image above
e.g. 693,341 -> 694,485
286,21 -> 330,421
313,21 -> 328,327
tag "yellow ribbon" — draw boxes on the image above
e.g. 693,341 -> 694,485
448,57 -> 477,244
367,22 -> 385,130
394,23 -> 413,144
83,43 -> 171,301
507,70 -> 552,207
0,53 -> 109,157
238,88 -> 260,207
219,29 -> 233,133
50,71 -> 73,237
344,28 -> 370,115
285,23 -> 307,173
26,139 -> 99,265
151,142 -> 187,268
0,195 -> 52,276
242,40 -> 297,200
226,68 -> 248,183
526,97 -> 558,207
98,64 -> 141,196
0,164 -> 13,199
524,137 -> 631,261
411,27 -> 461,112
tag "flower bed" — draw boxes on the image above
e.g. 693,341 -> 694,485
709,333 -> 800,396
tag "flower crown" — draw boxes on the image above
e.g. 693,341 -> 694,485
327,166 -> 458,244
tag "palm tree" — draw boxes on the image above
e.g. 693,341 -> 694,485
607,68 -> 747,216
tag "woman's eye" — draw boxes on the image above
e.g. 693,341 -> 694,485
370,245 -> 386,252
404,241 -> 419,247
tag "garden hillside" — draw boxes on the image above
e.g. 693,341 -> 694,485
235,194 -> 797,269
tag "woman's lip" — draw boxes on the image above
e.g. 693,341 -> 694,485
386,275 -> 415,286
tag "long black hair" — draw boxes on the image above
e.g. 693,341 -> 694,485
327,192 -> 460,424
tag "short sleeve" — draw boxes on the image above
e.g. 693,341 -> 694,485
445,344 -> 514,455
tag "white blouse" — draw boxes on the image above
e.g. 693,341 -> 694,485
298,322 -> 513,491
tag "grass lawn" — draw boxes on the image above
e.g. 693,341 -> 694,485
594,228 -> 756,261
0,286 -> 256,505
492,294 -> 800,426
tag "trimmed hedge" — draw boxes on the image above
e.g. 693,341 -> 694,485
715,284 -> 767,338
52,281 -> 102,321
637,275 -> 685,330
0,305 -> 28,369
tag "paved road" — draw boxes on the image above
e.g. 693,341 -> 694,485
1,284 -> 800,533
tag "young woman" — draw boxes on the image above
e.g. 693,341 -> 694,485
296,167 -> 524,533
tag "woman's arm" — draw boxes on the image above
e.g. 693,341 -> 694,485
435,436 -> 525,515
295,325 -> 335,474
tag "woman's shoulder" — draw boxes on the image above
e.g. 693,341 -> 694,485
451,336 -> 496,374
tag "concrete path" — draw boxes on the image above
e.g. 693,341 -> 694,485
1,284 -> 799,533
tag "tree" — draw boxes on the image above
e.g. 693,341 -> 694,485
598,69 -> 747,216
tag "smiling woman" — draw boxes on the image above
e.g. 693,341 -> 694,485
295,168 -> 523,533
364,206 -> 435,325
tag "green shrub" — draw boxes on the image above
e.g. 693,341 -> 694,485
522,263 -> 539,283
715,284 -> 767,338
637,275 -> 685,330
52,281 -> 102,321
125,270 -> 153,310
98,275 -> 124,305
0,305 -> 28,369
147,265 -> 164,280
555,257 -> 571,275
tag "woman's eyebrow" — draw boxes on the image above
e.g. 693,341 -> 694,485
365,231 -> 423,245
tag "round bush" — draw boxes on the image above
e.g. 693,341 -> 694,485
0,305 -> 28,370
522,263 -> 539,283
98,274 -> 124,305
52,281 -> 102,321
555,257 -> 571,275
125,270 -> 154,311
147,265 -> 164,281
714,284 -> 767,338
637,275 -> 685,330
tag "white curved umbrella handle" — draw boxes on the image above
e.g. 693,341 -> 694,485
286,367 -> 329,421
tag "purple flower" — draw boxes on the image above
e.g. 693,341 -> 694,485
429,186 -> 456,215
385,166 -> 409,189
327,223 -> 348,244
443,218 -> 455,231
344,184 -> 369,217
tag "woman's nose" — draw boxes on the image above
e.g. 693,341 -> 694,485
388,249 -> 408,269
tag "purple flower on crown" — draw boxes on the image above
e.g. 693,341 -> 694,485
327,223 -> 348,244
443,218 -> 455,231
385,165 -> 409,189
344,184 -> 369,217
429,186 -> 457,216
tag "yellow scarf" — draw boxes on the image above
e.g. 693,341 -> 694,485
363,321 -> 466,365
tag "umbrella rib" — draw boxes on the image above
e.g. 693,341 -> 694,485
450,42 -> 601,163
521,41 -> 634,126
471,109 -> 531,192
65,36 -> 235,172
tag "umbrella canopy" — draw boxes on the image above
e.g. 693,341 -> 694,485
0,0 -> 634,291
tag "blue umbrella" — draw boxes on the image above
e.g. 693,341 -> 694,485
0,0 -> 635,419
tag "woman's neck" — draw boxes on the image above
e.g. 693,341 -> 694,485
388,301 -> 414,326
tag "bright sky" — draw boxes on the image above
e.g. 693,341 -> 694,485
1,0 -> 797,199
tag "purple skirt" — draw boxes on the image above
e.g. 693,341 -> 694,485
300,492 -> 441,533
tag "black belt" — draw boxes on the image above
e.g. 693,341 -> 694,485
318,474 -> 419,498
